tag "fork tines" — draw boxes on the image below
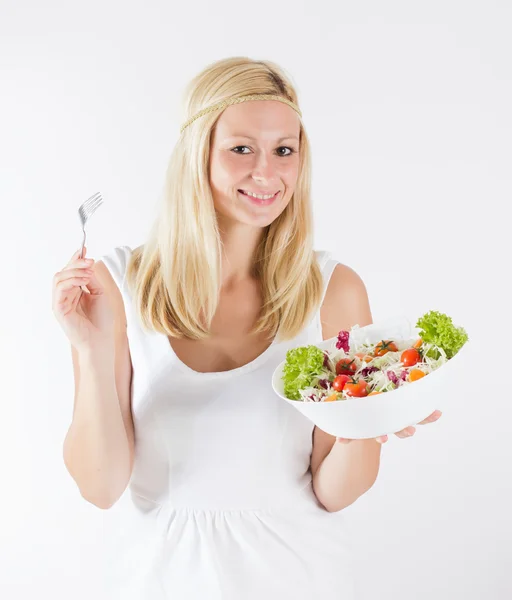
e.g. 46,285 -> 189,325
79,192 -> 103,220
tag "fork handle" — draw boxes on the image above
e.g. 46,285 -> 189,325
79,230 -> 86,260
79,230 -> 89,293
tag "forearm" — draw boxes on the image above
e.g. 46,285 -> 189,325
312,439 -> 381,512
63,346 -> 131,508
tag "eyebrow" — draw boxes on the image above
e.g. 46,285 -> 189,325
224,135 -> 300,143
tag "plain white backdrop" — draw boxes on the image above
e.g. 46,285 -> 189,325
1,0 -> 510,598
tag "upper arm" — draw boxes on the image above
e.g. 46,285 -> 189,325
310,263 -> 373,477
319,263 -> 373,342
70,260 -> 135,472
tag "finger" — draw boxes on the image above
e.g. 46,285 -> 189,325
375,435 -> 388,444
81,265 -> 103,295
60,293 -> 82,317
53,282 -> 89,318
68,258 -> 95,271
336,438 -> 353,444
54,275 -> 93,297
52,272 -> 93,306
68,247 -> 85,265
394,426 -> 416,439
418,410 -> 442,425
70,290 -> 83,313
64,259 -> 94,275
54,267 -> 94,284
53,273 -> 92,307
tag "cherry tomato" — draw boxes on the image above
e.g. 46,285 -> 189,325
344,378 -> 369,397
335,358 -> 357,376
401,348 -> 421,367
332,374 -> 350,391
408,368 -> 426,382
374,340 -> 398,356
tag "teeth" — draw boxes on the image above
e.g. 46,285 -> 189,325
241,190 -> 277,200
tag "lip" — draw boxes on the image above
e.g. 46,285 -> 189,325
238,189 -> 281,206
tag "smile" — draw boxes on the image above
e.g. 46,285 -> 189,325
238,189 -> 281,205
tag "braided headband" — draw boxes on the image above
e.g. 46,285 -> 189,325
180,94 -> 302,134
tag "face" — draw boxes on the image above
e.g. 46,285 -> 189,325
209,100 -> 301,229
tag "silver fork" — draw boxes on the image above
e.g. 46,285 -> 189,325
78,192 -> 103,259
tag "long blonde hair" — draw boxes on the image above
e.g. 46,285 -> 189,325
126,57 -> 324,342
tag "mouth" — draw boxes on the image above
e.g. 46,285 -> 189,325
238,189 -> 281,206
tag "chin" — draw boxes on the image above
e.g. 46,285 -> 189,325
217,194 -> 290,229
242,204 -> 288,228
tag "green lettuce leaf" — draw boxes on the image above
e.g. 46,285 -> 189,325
416,310 -> 469,359
282,345 -> 325,400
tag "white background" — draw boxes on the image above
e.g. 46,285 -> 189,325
1,0 -> 510,598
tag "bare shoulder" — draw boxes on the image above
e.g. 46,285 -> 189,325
311,263 -> 374,474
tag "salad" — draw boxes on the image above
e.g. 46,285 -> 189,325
282,310 -> 469,402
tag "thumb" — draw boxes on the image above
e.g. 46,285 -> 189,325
336,438 -> 353,444
83,263 -> 104,296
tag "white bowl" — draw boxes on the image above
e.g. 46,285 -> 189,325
272,317 -> 470,439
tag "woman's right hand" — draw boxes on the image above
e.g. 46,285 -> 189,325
52,247 -> 115,351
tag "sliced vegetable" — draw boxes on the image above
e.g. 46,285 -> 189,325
408,368 -> 426,382
281,310 -> 467,402
336,330 -> 350,352
355,352 -> 374,363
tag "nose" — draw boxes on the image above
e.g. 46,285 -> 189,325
251,150 -> 278,184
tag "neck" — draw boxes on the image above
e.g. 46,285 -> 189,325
217,220 -> 266,288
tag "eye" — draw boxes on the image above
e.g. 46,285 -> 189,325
230,146 -> 297,156
276,146 -> 296,157
231,146 -> 251,154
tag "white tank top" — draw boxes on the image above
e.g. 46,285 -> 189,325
99,245 -> 358,599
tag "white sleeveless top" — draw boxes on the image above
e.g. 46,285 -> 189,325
99,246 -> 358,599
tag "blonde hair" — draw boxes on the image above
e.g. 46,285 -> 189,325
126,57 -> 324,342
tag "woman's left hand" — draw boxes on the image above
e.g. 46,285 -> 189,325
336,410 -> 443,445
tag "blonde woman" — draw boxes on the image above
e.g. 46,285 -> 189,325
52,57 -> 441,598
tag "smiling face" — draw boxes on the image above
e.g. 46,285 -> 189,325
209,100 -> 301,229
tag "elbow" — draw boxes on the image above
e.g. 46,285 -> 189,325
317,477 -> 379,513
80,489 -> 119,510
320,497 -> 356,513
63,448 -> 130,510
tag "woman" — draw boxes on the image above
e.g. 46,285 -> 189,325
52,57 -> 441,599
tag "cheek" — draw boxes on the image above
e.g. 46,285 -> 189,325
215,153 -> 245,179
281,161 -> 300,185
